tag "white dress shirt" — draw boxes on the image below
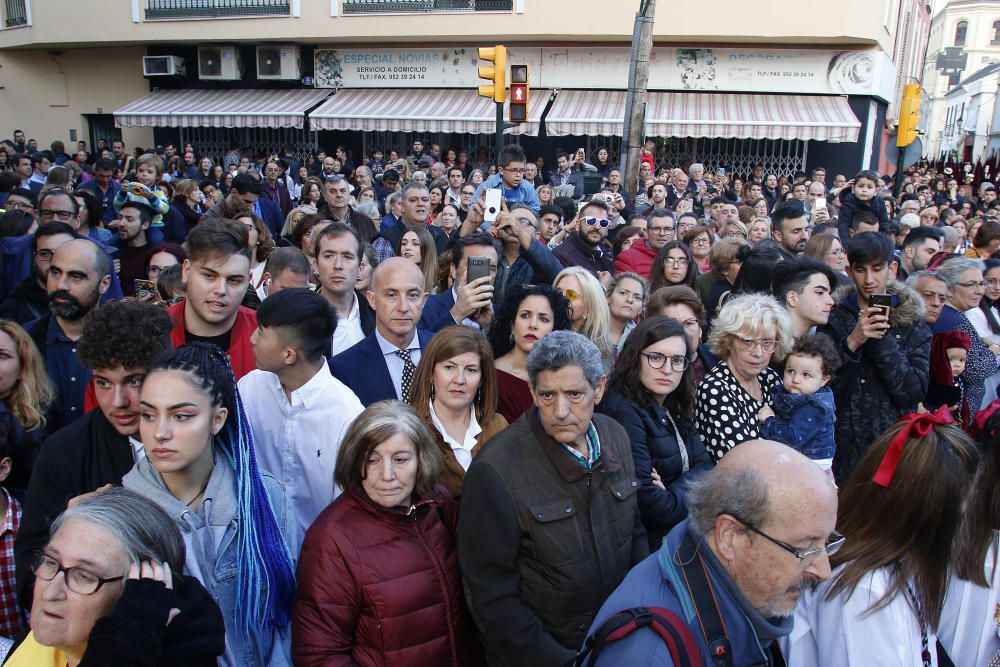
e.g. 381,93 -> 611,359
374,328 -> 422,400
428,401 -> 481,470
238,363 -> 364,535
330,293 -> 366,356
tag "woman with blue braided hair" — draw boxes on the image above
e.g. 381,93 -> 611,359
123,342 -> 299,667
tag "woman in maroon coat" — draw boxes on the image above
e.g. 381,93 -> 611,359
292,401 -> 484,667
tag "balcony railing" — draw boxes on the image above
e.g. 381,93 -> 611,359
4,0 -> 29,28
343,0 -> 512,14
145,0 -> 290,20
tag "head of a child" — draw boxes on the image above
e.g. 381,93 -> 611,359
782,333 -> 841,395
852,170 -> 879,202
948,346 -> 968,379
135,153 -> 163,187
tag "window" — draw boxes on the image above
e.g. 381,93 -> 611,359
992,20 -> 1000,46
955,20 -> 968,46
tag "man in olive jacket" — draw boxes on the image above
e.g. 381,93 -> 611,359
458,331 -> 648,666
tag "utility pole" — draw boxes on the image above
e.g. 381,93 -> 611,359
621,0 -> 657,201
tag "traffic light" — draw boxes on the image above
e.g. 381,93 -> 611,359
478,46 -> 507,103
897,83 -> 921,148
509,64 -> 529,123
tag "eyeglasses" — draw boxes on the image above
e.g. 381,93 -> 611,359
641,352 -> 690,372
663,257 -> 689,267
558,287 -> 579,302
33,248 -> 55,261
735,336 -> 777,353
689,236 -> 710,245
148,264 -> 170,277
40,209 -> 75,220
502,167 -> 525,174
957,280 -> 988,289
5,200 -> 33,211
583,217 -> 611,228
31,551 -> 125,596
648,225 -> 675,235
730,517 -> 846,562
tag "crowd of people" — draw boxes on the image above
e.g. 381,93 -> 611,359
0,128 -> 1000,665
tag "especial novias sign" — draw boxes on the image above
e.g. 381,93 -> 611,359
313,46 -> 895,101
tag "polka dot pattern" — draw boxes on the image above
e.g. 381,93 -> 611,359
695,362 -> 780,462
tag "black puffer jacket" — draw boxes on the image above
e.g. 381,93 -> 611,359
820,280 -> 931,484
597,390 -> 712,550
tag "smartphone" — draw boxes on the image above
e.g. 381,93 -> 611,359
717,167 -> 726,175
484,188 -> 502,223
467,256 -> 491,284
134,279 -> 157,301
869,294 -> 892,321
815,196 -> 826,212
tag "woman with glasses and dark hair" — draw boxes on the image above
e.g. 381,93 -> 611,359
598,316 -> 712,550
788,412 -> 979,666
488,284 -> 571,423
695,293 -> 793,461
8,486 -> 225,665
682,225 -> 713,274
648,240 -> 699,293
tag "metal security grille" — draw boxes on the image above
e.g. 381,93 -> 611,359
145,0 -> 289,19
180,127 -> 317,165
658,137 -> 805,179
4,0 -> 28,27
342,0 -> 512,13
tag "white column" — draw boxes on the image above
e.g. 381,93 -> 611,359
131,0 -> 140,22
330,0 -> 339,17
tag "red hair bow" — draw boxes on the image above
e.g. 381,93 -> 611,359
873,406 -> 954,487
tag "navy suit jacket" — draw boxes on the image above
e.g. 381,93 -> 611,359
328,329 -> 434,407
256,198 -> 283,238
418,289 -> 458,333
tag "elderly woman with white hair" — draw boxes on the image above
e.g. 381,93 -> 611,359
694,293 -> 793,461
932,256 -> 1000,411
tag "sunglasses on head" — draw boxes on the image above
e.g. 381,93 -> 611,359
583,216 -> 611,228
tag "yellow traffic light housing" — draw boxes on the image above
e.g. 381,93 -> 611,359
509,65 -> 529,123
478,46 -> 507,103
897,83 -> 921,148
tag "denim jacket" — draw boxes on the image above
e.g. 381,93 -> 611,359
123,455 -> 301,667
761,383 -> 837,461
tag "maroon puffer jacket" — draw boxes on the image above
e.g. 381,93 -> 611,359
292,485 -> 483,667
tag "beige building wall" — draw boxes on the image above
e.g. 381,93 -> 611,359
0,47 -> 154,150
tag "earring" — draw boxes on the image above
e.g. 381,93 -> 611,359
475,387 -> 481,404
430,385 -> 435,400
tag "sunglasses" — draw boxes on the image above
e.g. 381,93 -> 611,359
583,217 -> 611,228
558,288 -> 580,302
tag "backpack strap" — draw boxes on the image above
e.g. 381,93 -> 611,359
676,532 -> 734,667
574,606 -> 703,667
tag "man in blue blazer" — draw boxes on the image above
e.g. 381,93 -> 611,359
418,232 -> 497,333
330,257 -> 432,406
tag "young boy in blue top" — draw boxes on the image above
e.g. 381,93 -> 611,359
470,143 -> 540,215
757,333 -> 841,477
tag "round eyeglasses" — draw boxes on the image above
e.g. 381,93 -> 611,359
641,352 -> 690,372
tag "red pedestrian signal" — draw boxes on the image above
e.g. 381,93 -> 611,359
509,65 -> 529,124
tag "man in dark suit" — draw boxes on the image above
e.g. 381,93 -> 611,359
330,257 -> 432,406
419,232 -> 497,333
380,182 -> 449,254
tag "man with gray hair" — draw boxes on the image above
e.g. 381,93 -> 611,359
459,330 -> 647,666
905,270 -> 948,325
581,440 -> 838,666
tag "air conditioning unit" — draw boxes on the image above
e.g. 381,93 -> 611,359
143,55 -> 185,77
198,46 -> 242,81
257,45 -> 300,80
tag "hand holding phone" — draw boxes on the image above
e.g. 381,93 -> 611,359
484,188 -> 502,223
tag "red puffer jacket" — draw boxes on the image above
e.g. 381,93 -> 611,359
292,485 -> 484,667
613,237 -> 658,279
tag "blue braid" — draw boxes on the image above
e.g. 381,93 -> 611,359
150,343 -> 296,641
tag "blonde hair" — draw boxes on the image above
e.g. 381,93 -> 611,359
136,153 -> 164,178
554,267 -> 612,363
0,320 -> 54,431
708,292 -> 793,361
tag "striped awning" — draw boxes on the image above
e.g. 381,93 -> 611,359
545,90 -> 861,143
114,88 -> 332,129
309,88 -> 545,135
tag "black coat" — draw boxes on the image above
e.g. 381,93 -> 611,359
551,231 -> 614,277
820,281 -> 931,484
14,409 -> 135,608
0,276 -> 47,326
597,390 -> 712,550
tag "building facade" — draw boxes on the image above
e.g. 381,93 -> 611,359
0,0 -> 924,178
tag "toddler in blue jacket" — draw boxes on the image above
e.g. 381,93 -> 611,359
757,333 -> 841,475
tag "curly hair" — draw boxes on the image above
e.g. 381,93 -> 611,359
787,332 -> 842,378
488,283 -> 571,359
76,300 -> 173,372
0,320 -> 53,431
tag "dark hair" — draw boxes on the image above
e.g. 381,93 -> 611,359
290,213 -> 319,251
771,257 -> 838,305
853,169 -> 879,185
313,220 -> 362,259
956,410 -> 1000,585
973,220 -> 1000,249
498,144 -> 526,169
93,157 -> 115,173
650,240 -> 698,292
256,288 -> 335,363
552,196 -> 577,224
72,189 -> 103,228
580,197 -> 610,217
901,226 -> 943,251
852,209 -> 880,228
32,220 -> 76,253
788,332 -> 841,377
264,246 -> 310,278
611,225 -> 643,258
8,187 -> 37,209
156,264 -> 184,302
38,188 -> 78,216
608,315 -> 695,419
144,243 -> 187,276
452,232 -> 494,268
184,218 -> 251,264
76,299 -> 172,371
731,245 -> 783,296
647,285 -> 707,328
0,209 -> 34,238
488,284 -> 571,358
120,200 -> 152,224
771,201 -> 807,235
539,203 -> 563,221
410,325 -> 498,426
846,231 -> 894,267
230,173 -> 261,196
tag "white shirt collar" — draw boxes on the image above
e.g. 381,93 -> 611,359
428,400 -> 482,452
338,293 -> 360,323
374,327 -> 420,356
273,362 -> 334,409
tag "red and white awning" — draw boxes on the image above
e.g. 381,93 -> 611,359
309,88 -> 545,135
545,90 -> 861,143
114,88 -> 332,129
